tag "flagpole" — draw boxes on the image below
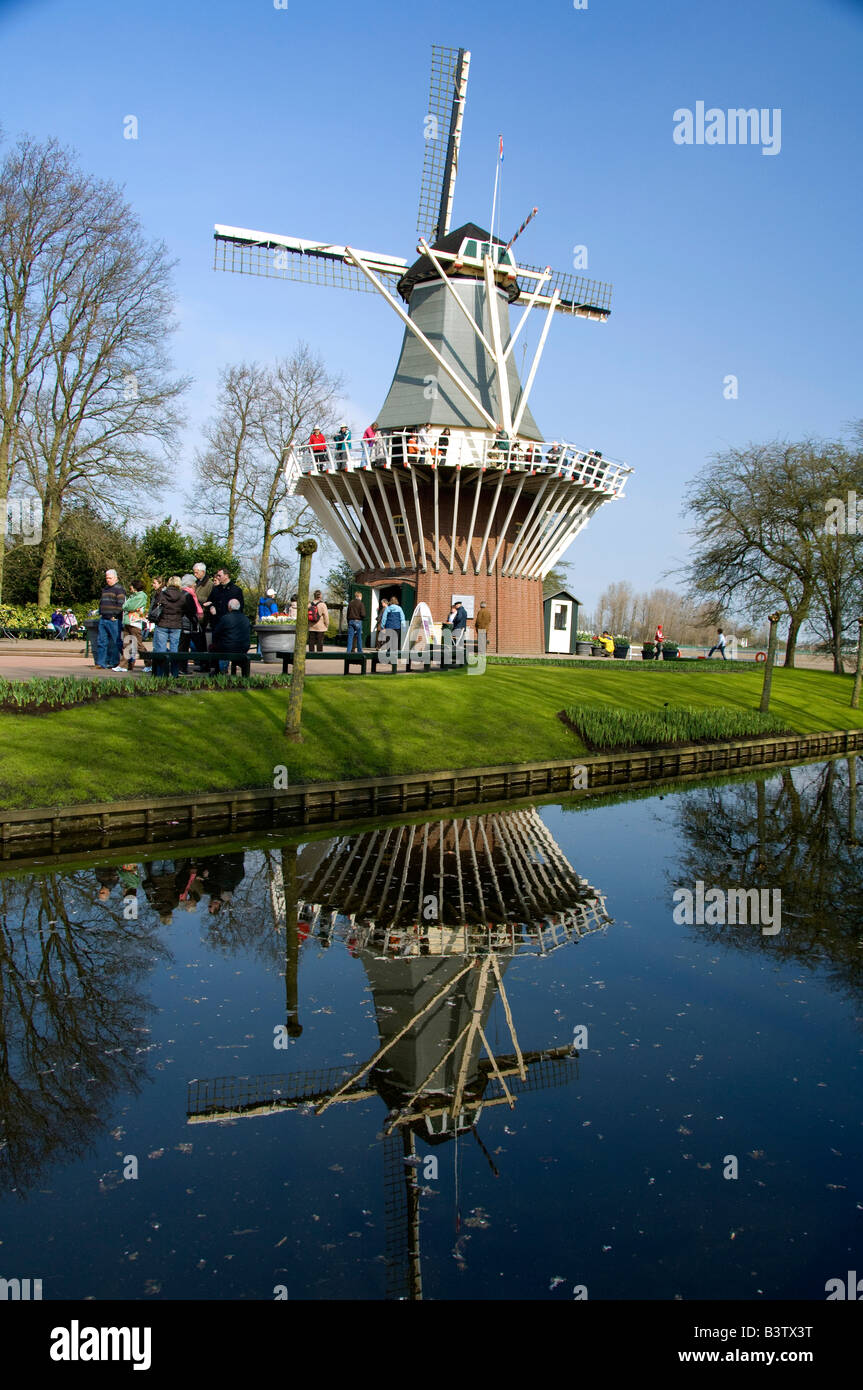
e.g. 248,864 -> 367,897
489,135 -> 502,242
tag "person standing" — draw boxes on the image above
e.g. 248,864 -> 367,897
707,629 -> 727,660
362,421 -> 380,465
654,622 -> 664,661
287,593 -> 298,620
206,569 -> 244,628
382,594 -> 405,660
334,423 -> 351,469
346,591 -> 366,654
178,574 -> 205,673
475,599 -> 492,652
258,588 -> 278,619
307,590 -> 329,653
193,563 -> 213,655
96,568 -> 126,668
152,576 -> 193,677
375,597 -> 389,646
309,427 -> 327,470
115,579 -> 148,672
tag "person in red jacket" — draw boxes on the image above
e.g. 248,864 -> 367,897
654,623 -> 663,660
309,428 -> 327,470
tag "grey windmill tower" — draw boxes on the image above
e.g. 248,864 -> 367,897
214,45 -> 632,653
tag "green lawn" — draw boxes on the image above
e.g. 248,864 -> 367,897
0,664 -> 860,810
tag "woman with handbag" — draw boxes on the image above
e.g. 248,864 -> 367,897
150,576 -> 193,677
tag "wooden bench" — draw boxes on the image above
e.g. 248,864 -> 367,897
274,646 -> 470,675
150,649 -> 263,677
274,649 -> 381,675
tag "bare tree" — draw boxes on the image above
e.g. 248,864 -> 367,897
246,346 -> 341,594
190,362 -> 266,556
195,347 -> 342,595
1,134 -> 188,605
681,437 -> 863,671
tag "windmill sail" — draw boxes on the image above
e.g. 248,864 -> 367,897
416,46 -> 471,241
213,225 -> 406,295
517,262 -> 613,319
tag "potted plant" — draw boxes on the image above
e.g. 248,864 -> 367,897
576,629 -> 594,656
255,613 -> 296,664
641,640 -> 655,660
662,639 -> 680,661
613,633 -> 631,659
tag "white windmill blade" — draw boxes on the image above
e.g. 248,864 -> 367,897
213,225 -> 407,294
416,45 -> 471,242
516,261 -> 614,320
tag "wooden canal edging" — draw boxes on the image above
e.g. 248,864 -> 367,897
1,727 -> 861,863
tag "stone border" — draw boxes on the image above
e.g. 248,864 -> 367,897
1,727 -> 861,862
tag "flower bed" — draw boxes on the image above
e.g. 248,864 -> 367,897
561,703 -> 790,752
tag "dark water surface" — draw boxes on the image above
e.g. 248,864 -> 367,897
1,758 -> 861,1301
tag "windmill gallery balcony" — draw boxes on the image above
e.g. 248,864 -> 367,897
288,432 -> 632,498
285,430 -> 632,595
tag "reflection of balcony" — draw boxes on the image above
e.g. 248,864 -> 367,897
293,808 -> 611,952
288,431 -> 631,498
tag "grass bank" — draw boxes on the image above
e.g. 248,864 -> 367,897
0,664 -> 860,811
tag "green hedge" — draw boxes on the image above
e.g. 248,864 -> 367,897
563,703 -> 790,751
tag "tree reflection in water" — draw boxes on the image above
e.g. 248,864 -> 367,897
0,869 -> 164,1195
670,757 -> 863,1002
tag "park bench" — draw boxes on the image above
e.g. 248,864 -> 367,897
274,649 -> 381,675
273,646 -> 471,675
150,649 -> 263,677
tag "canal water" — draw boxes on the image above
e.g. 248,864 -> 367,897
1,758 -> 860,1301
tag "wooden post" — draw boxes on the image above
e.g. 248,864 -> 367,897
851,616 -> 863,710
284,538 -> 317,741
283,845 -> 303,1038
759,612 -> 783,714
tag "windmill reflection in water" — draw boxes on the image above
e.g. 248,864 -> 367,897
186,807 -> 612,1298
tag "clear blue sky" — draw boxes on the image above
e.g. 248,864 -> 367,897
2,0 -> 861,607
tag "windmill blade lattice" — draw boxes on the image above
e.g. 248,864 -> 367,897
213,228 -> 404,295
416,45 -> 470,241
518,261 -> 614,319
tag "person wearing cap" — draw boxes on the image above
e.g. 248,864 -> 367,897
258,588 -> 279,620
334,423 -> 351,470
474,599 -> 492,651
309,427 -> 327,470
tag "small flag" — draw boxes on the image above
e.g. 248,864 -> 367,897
499,135 -> 504,161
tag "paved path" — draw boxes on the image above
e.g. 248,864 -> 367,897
0,639 -> 837,681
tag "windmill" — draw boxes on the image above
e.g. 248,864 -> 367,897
213,45 -> 632,654
187,809 -> 612,1298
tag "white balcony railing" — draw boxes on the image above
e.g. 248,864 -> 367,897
287,430 -> 632,498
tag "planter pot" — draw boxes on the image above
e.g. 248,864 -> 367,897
590,644 -> 602,657
641,647 -> 655,660
613,645 -> 630,660
255,624 -> 296,664
576,641 -> 593,656
662,648 -> 679,661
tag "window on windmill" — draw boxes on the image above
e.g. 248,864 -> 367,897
463,239 -> 478,260
554,606 -> 568,631
392,513 -> 406,537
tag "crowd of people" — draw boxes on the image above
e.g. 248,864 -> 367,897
89,566 -> 497,673
94,565 -> 253,675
